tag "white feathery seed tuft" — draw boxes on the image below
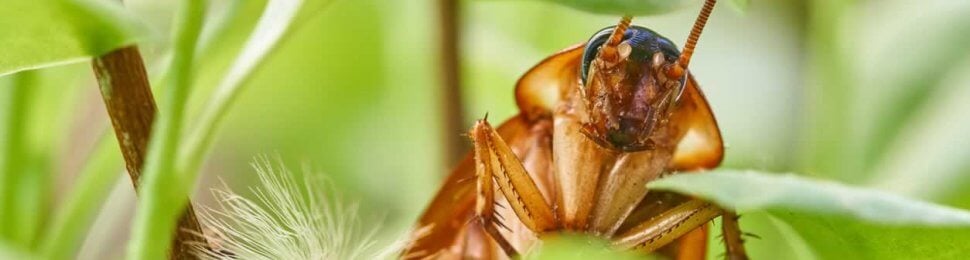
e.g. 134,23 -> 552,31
191,156 -> 400,259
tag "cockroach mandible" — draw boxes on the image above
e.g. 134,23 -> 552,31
403,0 -> 747,259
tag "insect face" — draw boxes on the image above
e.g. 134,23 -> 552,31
579,23 -> 688,152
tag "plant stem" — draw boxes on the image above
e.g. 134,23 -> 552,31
0,71 -> 36,246
95,45 -> 207,259
91,47 -> 156,186
437,0 -> 467,167
126,0 -> 206,258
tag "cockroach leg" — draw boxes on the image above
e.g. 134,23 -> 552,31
674,224 -> 709,260
720,211 -> 750,260
612,199 -> 721,252
470,118 -> 559,256
472,122 -> 517,256
479,217 -> 518,257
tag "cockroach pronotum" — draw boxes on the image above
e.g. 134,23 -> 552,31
402,0 -> 747,259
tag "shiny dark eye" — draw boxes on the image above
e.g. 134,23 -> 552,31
580,27 -> 618,85
580,25 -> 681,85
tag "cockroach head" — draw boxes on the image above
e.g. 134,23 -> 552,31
578,20 -> 687,152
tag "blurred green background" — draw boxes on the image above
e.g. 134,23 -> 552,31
3,0 -> 970,259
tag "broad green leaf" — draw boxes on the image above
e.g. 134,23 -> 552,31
0,0 -> 144,77
650,170 -> 970,258
650,170 -> 970,224
534,0 -> 686,15
780,213 -> 970,259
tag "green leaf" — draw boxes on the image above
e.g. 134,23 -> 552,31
534,0 -> 686,15
649,170 -> 970,258
650,170 -> 970,224
778,213 -> 970,259
0,0 -> 144,77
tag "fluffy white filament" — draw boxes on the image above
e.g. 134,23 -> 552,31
191,157 -> 397,259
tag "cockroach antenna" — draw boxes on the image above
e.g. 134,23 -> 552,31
667,0 -> 717,79
607,16 -> 633,47
599,15 -> 633,62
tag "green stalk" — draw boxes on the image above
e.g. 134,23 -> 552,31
0,71 -> 36,246
125,0 -> 206,259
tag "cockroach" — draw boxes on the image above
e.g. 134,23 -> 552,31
402,0 -> 747,259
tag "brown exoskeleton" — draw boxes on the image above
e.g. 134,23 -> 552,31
403,0 -> 747,259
